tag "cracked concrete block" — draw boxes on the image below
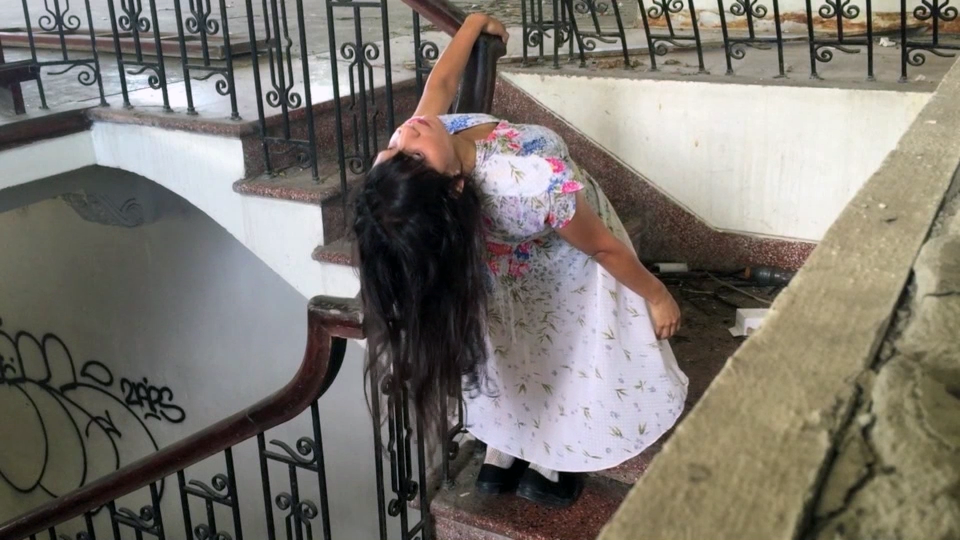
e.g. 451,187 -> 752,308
901,233 -> 960,361
812,357 -> 960,540
814,428 -> 876,519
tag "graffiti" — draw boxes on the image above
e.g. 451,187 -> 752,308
120,377 -> 186,423
0,318 -> 186,502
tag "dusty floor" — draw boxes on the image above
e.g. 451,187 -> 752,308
664,275 -> 777,410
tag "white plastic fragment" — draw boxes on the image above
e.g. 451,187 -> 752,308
729,308 -> 770,337
654,262 -> 690,273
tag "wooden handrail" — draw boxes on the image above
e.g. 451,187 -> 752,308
0,296 -> 362,540
398,0 -> 507,115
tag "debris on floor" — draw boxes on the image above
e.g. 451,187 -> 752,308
729,308 -> 770,337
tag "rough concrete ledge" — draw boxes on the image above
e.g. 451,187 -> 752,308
598,58 -> 960,540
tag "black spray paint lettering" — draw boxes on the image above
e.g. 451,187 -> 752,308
0,318 -> 186,502
120,377 -> 186,423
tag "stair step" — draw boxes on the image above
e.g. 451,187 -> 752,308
431,448 -> 631,540
234,161 -> 343,204
234,162 -> 362,245
593,442 -> 661,485
312,238 -> 354,267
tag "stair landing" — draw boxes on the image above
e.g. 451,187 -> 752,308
432,452 -> 631,540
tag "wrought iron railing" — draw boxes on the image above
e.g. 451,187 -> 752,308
520,0 -> 959,80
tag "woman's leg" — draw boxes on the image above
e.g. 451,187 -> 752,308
476,445 -> 527,494
483,446 -> 516,468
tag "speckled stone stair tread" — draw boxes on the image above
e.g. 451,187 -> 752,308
429,446 -> 631,540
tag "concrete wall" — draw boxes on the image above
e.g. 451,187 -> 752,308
503,71 -> 930,241
0,169 -> 380,540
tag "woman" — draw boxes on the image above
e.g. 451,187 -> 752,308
353,13 -> 688,508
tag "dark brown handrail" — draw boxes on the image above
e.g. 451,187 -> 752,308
0,296 -> 362,540
398,0 -> 507,115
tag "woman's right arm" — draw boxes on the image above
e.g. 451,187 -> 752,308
557,193 -> 682,340
413,14 -> 508,117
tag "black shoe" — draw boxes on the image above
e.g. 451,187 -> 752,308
516,468 -> 584,508
475,459 -> 529,494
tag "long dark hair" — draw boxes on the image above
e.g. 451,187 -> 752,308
353,153 -> 489,435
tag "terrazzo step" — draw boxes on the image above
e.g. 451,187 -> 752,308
429,444 -> 632,540
313,238 -> 355,267
310,215 -> 653,273
234,160 -> 362,246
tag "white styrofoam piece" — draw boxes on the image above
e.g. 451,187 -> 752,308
729,308 -> 770,336
655,262 -> 690,273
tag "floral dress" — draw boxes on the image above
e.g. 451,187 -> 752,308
441,114 -> 688,472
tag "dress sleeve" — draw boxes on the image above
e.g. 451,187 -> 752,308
543,156 -> 585,229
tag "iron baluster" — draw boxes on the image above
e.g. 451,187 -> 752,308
259,422 -> 331,540
412,11 -> 439,95
553,0 -> 562,68
293,0 -> 318,178
22,0 -> 105,108
105,0 -> 131,107
326,0 -> 349,208
717,0 -> 735,74
225,449 -> 244,540
267,0 -> 291,139
866,0 -> 874,80
380,0 -> 397,136
718,0 -> 784,76
773,0 -> 785,77
562,0 -> 589,67
639,0 -> 708,72
18,0 -> 48,108
309,404 -> 334,540
806,0 -> 818,77
257,435 -> 280,540
105,0 -> 170,110
414,415 -> 430,539
107,482 -> 166,540
177,449 -> 244,540
248,0 -> 315,177
244,0 -> 272,173
81,0 -> 107,105
172,0 -> 198,114
349,6 -> 373,174
608,0 -> 632,67
808,0 -> 871,80
565,0 -> 629,67
147,0 -> 171,111
903,0 -> 960,77
369,367 -> 390,540
900,0 -> 908,80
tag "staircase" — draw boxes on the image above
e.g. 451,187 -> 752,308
3,0 -> 953,536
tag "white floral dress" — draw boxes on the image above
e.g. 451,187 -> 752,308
442,114 -> 688,472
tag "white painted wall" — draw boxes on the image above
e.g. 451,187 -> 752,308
0,176 -> 380,539
504,72 -> 930,241
0,125 -> 360,301
0,132 -> 97,191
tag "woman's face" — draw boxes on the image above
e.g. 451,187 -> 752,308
375,116 -> 459,174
